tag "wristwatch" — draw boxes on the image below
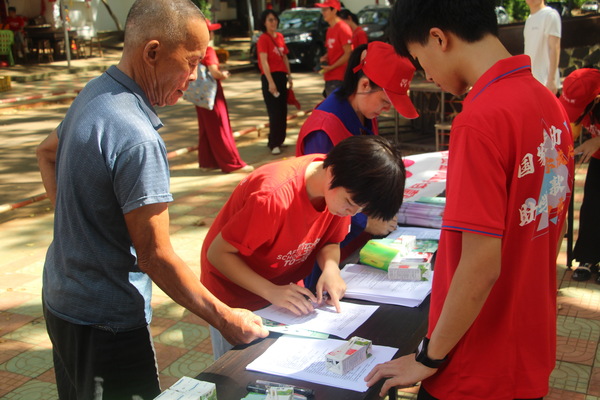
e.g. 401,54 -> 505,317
415,337 -> 447,369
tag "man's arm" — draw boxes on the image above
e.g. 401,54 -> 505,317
546,34 -> 560,94
366,232 -> 501,395
36,129 -> 59,207
125,203 -> 268,345
207,233 -> 317,315
322,43 -> 352,73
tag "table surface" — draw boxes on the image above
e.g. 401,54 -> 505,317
196,297 -> 430,399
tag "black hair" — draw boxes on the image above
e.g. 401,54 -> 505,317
323,136 -> 406,220
336,44 -> 381,99
8,6 -> 16,12
575,99 -> 600,126
389,0 -> 498,58
259,9 -> 279,33
338,9 -> 358,25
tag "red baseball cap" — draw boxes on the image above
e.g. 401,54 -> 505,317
559,68 -> 600,122
206,19 -> 221,31
354,41 -> 419,119
315,0 -> 341,11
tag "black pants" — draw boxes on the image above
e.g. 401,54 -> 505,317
418,386 -> 543,400
261,71 -> 288,149
44,304 -> 160,400
573,156 -> 600,264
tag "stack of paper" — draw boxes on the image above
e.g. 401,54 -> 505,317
340,263 -> 432,307
396,197 -> 445,229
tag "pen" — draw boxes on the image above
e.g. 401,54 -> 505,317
255,380 -> 315,398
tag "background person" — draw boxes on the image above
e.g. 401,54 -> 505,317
296,41 -> 418,288
4,6 -> 28,59
524,0 -> 562,94
316,0 -> 353,97
36,1 -> 267,398
365,1 -> 573,399
338,9 -> 368,49
257,9 -> 292,156
560,68 -> 600,282
200,135 -> 407,358
195,20 -> 253,173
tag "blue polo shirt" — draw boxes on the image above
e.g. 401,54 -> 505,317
43,66 -> 173,331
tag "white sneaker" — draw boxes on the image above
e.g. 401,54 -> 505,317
271,147 -> 281,155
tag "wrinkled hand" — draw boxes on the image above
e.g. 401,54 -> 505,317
575,136 -> 600,164
316,267 -> 346,313
364,353 -> 437,397
265,283 -> 318,316
219,308 -> 269,345
365,216 -> 398,236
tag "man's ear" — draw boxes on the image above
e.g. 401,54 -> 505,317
429,28 -> 449,51
143,40 -> 160,66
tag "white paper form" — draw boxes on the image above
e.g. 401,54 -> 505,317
246,336 -> 398,392
341,264 -> 432,307
254,301 -> 379,339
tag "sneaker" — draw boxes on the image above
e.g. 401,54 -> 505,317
230,165 -> 254,173
271,147 -> 281,155
572,263 -> 597,282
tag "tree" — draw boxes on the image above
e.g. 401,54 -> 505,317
190,0 -> 212,20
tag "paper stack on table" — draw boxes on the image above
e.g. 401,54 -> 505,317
396,197 -> 445,229
340,263 -> 432,307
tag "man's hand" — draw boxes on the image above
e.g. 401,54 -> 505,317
365,216 -> 398,236
575,136 -> 600,164
316,265 -> 346,313
218,308 -> 269,345
264,283 -> 318,316
364,353 -> 437,397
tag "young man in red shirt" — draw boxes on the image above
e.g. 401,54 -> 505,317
366,1 -> 574,399
316,0 -> 352,97
201,135 -> 406,358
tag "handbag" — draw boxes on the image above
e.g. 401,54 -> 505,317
183,64 -> 217,110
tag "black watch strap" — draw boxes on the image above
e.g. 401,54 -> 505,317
415,337 -> 447,369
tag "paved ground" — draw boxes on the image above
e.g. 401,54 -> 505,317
0,38 -> 598,400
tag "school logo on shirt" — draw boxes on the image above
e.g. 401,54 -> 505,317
277,239 -> 321,267
517,120 -> 571,233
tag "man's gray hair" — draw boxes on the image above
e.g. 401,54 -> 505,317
124,0 -> 205,48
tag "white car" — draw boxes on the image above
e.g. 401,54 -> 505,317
581,0 -> 599,14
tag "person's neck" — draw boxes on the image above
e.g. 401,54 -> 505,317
529,3 -> 546,14
305,161 -> 327,211
452,33 -> 512,91
268,29 -> 277,37
348,93 -> 365,125
328,16 -> 340,28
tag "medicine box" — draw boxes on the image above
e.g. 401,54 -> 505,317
154,377 -> 217,400
266,386 -> 294,400
388,261 -> 431,281
325,336 -> 372,375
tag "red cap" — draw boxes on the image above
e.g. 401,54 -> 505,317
559,68 -> 600,122
315,0 -> 341,11
206,19 -> 221,31
354,41 -> 419,119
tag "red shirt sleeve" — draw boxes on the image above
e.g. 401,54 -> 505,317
201,46 -> 219,67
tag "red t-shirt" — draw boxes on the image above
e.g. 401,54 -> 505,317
201,46 -> 219,67
424,55 -> 574,399
352,26 -> 368,49
324,21 -> 352,82
6,16 -> 26,33
200,155 -> 351,310
257,32 -> 289,75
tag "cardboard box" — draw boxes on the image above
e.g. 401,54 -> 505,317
154,377 -> 217,400
388,262 -> 432,281
325,336 -> 372,375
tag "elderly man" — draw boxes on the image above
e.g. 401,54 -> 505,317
36,0 -> 268,398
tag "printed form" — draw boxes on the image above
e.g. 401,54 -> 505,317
246,336 -> 398,392
255,301 -> 379,339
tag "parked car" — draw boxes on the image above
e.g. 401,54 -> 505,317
581,0 -> 599,14
495,6 -> 511,25
250,8 -> 327,70
357,5 -> 391,42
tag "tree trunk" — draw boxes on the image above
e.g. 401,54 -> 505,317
100,0 -> 122,31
